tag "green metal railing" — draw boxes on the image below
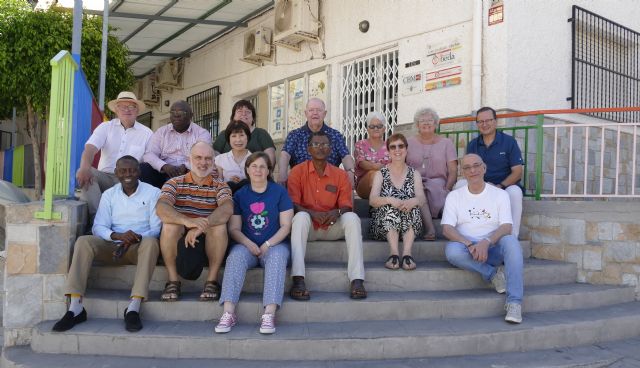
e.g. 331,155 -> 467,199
35,50 -> 77,220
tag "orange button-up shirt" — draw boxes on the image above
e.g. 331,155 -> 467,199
287,160 -> 353,230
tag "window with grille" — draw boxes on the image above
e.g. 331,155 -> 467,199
136,112 -> 152,128
571,6 -> 640,123
340,49 -> 399,153
187,86 -> 220,138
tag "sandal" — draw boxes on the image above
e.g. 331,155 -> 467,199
161,281 -> 181,302
402,255 -> 417,271
289,276 -> 310,301
384,255 -> 400,270
423,233 -> 437,241
200,281 -> 221,301
350,279 -> 367,299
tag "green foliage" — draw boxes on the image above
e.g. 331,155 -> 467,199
0,0 -> 134,120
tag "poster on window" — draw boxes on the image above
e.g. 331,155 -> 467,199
309,70 -> 328,102
270,83 -> 285,140
288,78 -> 305,131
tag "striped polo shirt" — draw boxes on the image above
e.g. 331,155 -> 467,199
160,172 -> 232,218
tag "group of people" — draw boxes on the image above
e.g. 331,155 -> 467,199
52,91 -> 525,337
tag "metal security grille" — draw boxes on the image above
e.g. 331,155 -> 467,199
341,49 -> 399,153
187,86 -> 220,137
571,6 -> 640,123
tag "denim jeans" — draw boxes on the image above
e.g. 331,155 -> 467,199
445,234 -> 523,304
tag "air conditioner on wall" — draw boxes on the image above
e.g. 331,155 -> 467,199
273,0 -> 319,51
242,26 -> 273,65
141,74 -> 160,105
155,60 -> 183,90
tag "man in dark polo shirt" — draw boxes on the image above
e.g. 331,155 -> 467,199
156,141 -> 233,302
466,106 -> 523,238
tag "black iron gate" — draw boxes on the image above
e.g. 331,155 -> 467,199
187,86 -> 220,137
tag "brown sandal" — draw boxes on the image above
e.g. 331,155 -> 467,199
161,281 -> 181,302
199,281 -> 221,301
350,279 -> 367,299
289,276 -> 310,301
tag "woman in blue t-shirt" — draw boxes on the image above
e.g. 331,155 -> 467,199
215,152 -> 293,335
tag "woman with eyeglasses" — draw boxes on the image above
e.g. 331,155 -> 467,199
406,107 -> 458,241
215,152 -> 293,334
369,133 -> 426,270
353,111 -> 390,199
213,100 -> 276,170
214,120 -> 252,192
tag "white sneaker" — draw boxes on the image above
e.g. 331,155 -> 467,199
259,313 -> 276,334
504,303 -> 522,324
214,312 -> 237,333
490,266 -> 506,294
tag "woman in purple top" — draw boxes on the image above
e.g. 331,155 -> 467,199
354,111 -> 390,199
406,107 -> 458,241
215,152 -> 293,335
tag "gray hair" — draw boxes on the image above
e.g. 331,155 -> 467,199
413,107 -> 440,126
365,111 -> 386,126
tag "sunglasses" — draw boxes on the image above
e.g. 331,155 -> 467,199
368,125 -> 384,130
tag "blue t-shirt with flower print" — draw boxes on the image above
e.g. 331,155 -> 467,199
233,181 -> 293,245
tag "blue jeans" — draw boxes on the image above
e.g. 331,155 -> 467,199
445,234 -> 523,304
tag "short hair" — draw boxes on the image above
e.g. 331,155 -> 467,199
413,107 -> 440,126
386,133 -> 408,150
365,111 -> 386,127
230,100 -> 256,126
172,100 -> 193,115
476,106 -> 497,120
225,120 -> 252,145
244,151 -> 273,182
116,155 -> 139,167
308,130 -> 329,145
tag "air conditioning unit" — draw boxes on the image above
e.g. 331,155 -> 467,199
155,60 -> 183,90
141,74 -> 160,105
242,26 -> 273,65
273,0 -> 319,51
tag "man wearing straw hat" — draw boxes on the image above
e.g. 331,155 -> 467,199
76,91 -> 153,219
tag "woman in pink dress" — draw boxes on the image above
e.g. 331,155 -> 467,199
406,108 -> 458,240
353,111 -> 390,199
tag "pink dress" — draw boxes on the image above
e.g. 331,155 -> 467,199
354,139 -> 390,186
406,136 -> 457,217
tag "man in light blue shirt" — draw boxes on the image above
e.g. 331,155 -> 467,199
53,156 -> 161,333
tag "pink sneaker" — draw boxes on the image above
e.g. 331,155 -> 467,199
214,312 -> 237,333
259,313 -> 276,334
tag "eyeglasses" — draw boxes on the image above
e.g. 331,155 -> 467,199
170,111 -> 189,118
417,119 -> 436,125
306,108 -> 325,114
248,164 -> 269,170
235,108 -> 253,116
476,118 -> 495,125
388,144 -> 406,150
309,142 -> 331,148
462,162 -> 484,171
117,105 -> 138,112
368,125 -> 384,130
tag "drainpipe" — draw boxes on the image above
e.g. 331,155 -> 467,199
98,0 -> 109,111
71,0 -> 82,63
471,0 -> 483,112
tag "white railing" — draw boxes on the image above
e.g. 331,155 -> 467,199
542,121 -> 640,198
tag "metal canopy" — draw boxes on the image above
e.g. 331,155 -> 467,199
88,0 -> 274,77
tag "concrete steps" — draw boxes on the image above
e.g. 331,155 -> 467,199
81,283 -> 635,323
8,335 -> 640,368
27,302 -> 640,360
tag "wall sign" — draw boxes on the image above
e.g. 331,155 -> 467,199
489,0 -> 504,26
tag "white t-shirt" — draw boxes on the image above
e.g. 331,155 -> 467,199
214,150 -> 251,182
86,119 -> 153,173
441,183 -> 513,241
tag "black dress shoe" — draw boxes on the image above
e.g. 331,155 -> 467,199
124,308 -> 143,332
52,308 -> 87,332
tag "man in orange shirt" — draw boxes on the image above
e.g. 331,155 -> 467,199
287,131 -> 366,301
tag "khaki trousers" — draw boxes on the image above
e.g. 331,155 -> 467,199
290,211 -> 365,281
64,235 -> 160,300
77,168 -> 119,216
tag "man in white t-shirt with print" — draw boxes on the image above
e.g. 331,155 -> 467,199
442,153 -> 524,324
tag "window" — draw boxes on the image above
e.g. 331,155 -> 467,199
187,86 -> 220,137
136,112 -> 152,129
571,6 -> 640,123
268,68 -> 329,141
340,49 -> 399,153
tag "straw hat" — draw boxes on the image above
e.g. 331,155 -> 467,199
107,91 -> 146,113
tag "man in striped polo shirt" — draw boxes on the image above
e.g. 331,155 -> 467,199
156,141 -> 233,302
